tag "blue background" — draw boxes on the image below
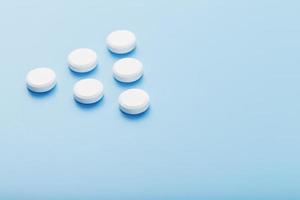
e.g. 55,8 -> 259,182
0,0 -> 300,199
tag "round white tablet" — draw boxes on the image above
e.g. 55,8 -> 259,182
73,79 -> 104,104
26,67 -> 56,93
113,58 -> 143,83
118,89 -> 150,115
68,48 -> 98,73
106,30 -> 136,54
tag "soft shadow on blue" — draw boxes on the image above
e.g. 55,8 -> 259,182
120,106 -> 151,121
107,48 -> 138,59
114,76 -> 144,88
27,86 -> 57,99
68,65 -> 99,78
74,97 -> 105,110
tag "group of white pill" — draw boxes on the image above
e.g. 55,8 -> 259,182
26,30 -> 150,115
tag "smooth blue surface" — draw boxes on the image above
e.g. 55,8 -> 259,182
0,0 -> 300,199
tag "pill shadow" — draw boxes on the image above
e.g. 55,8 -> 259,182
27,86 -> 57,99
108,48 -> 137,59
68,65 -> 99,78
114,76 -> 144,88
74,96 -> 105,110
120,107 -> 151,121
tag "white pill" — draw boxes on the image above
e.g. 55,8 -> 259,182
68,48 -> 98,73
106,30 -> 136,54
26,67 -> 56,93
73,79 -> 104,104
113,58 -> 143,83
119,89 -> 150,115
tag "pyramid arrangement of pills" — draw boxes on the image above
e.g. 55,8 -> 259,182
26,30 -> 150,115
